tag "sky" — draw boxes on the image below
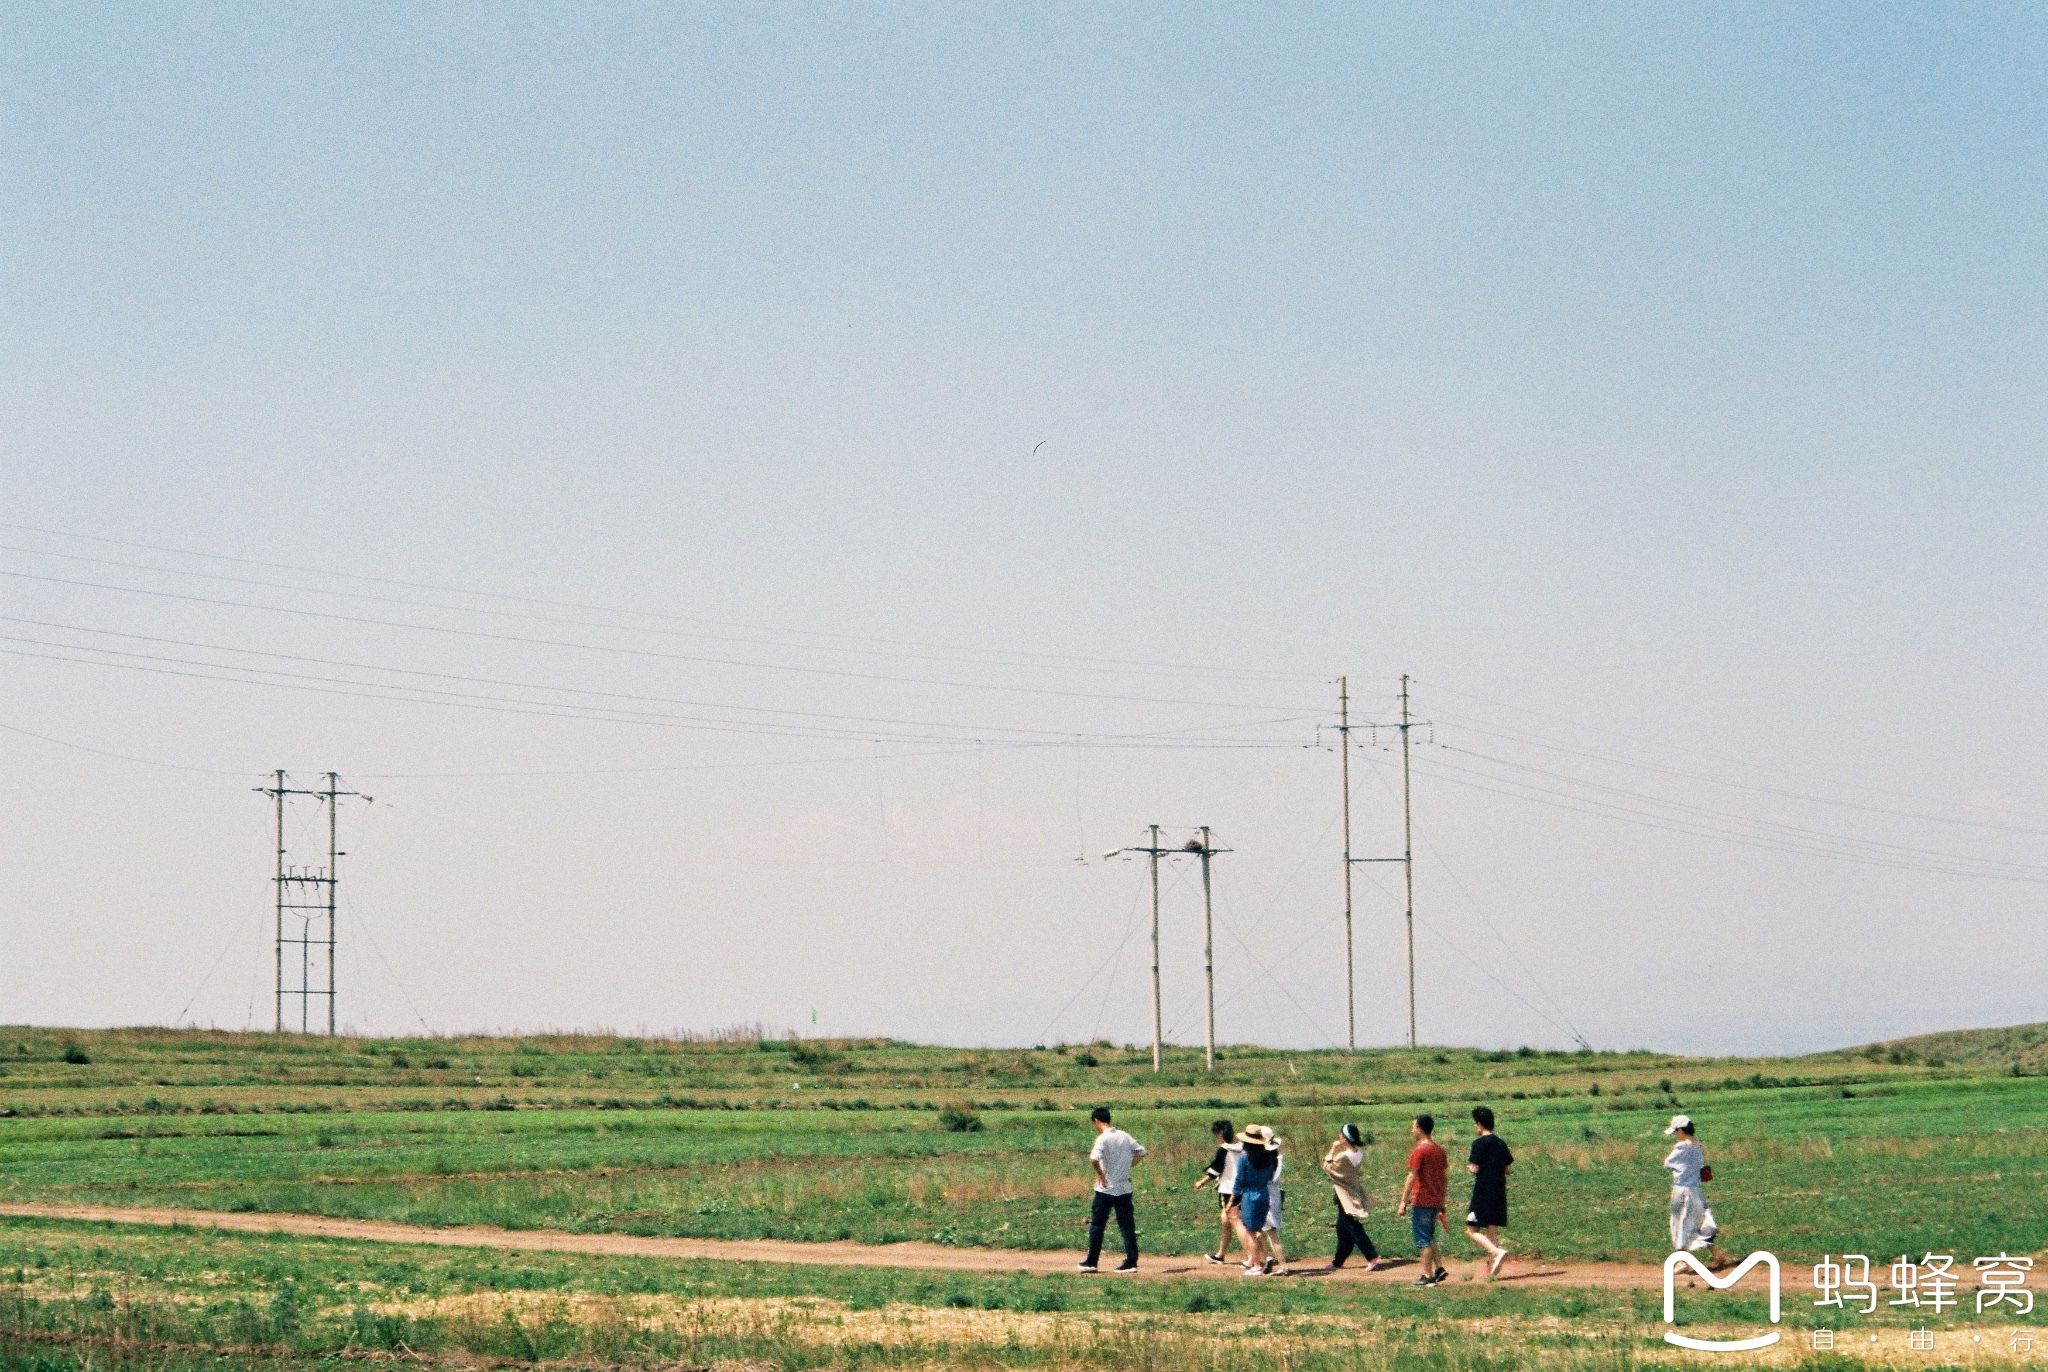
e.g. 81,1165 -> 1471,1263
2,3 -> 2043,1057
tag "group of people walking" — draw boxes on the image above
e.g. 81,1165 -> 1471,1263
1077,1105 -> 1723,1278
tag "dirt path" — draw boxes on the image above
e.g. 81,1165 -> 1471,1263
0,1201 -> 1808,1291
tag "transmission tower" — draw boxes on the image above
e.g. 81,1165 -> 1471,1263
255,770 -> 362,1034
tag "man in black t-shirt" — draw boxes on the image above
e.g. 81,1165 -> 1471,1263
1464,1105 -> 1513,1279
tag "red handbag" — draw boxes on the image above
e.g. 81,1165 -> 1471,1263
1700,1164 -> 1714,1183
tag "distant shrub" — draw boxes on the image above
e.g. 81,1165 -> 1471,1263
938,1107 -> 984,1133
1258,1089 -> 1281,1108
1074,1052 -> 1099,1068
388,1054 -> 411,1069
61,1043 -> 90,1065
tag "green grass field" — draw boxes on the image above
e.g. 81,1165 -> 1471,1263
1,1025 -> 2043,1369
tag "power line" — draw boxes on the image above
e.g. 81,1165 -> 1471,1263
1351,714 -> 1589,1048
0,523 -> 1321,683
1036,864 -> 1150,1045
1433,714 -> 2048,838
1419,677 -> 2041,828
0,718 -> 256,777
0,640 -> 976,745
2,614 -> 1316,744
2,540 -> 1317,687
1412,756 -> 2048,884
1208,892 -> 1341,1049
174,884 -> 273,1025
1346,857 -> 1585,1047
1,640 -> 1322,751
1428,747 -> 2048,879
1409,824 -> 1591,1049
0,567 -> 1322,712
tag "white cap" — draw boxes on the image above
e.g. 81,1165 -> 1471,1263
1664,1114 -> 1693,1135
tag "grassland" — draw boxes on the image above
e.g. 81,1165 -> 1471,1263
0,1025 -> 2043,1368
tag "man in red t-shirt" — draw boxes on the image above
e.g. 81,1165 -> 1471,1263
1395,1114 -> 1449,1286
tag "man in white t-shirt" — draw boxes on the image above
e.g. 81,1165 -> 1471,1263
1079,1106 -> 1147,1272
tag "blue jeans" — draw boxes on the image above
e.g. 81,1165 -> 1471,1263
1410,1205 -> 1441,1250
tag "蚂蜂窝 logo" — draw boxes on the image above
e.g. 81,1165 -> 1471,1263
1663,1250 -> 1781,1351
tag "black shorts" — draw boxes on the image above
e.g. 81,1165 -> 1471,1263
1466,1199 -> 1507,1228
1218,1192 -> 1238,1212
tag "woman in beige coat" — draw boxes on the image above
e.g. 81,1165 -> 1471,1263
1323,1123 -> 1382,1270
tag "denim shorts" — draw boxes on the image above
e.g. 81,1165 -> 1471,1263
1409,1205 -> 1441,1249
1238,1187 -> 1272,1231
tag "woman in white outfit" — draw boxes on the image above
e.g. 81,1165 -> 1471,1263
1662,1113 -> 1723,1267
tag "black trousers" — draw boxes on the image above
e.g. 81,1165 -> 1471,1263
1333,1210 -> 1379,1266
1085,1191 -> 1137,1266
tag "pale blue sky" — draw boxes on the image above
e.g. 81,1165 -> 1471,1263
2,4 -> 2043,1053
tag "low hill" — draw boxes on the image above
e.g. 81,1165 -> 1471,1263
1819,1020 -> 2048,1074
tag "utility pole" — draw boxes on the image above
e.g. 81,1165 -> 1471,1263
324,772 -> 340,1035
1148,823 -> 1163,1073
272,769 -> 284,1033
1198,825 -> 1216,1073
1353,675 -> 1426,1048
256,770 -> 363,1035
1399,674 -> 1418,1049
1103,827 -> 1230,1073
1337,677 -> 1355,1050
